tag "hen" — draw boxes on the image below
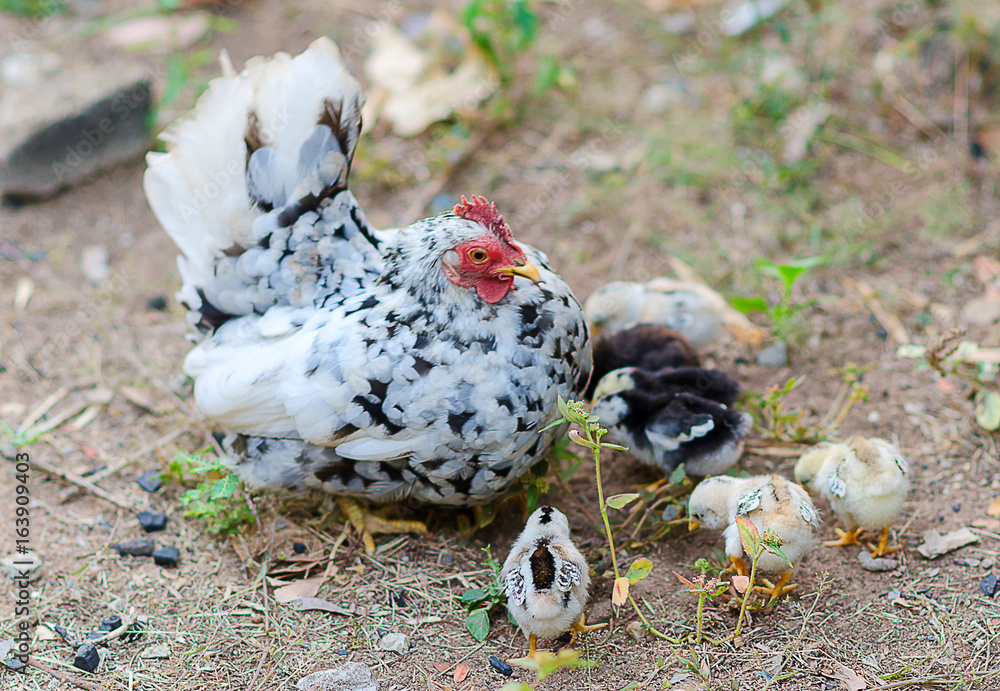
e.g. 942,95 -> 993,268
143,39 -> 590,544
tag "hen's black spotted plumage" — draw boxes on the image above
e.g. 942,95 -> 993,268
145,39 -> 590,506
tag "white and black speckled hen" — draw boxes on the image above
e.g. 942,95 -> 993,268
143,40 -> 590,528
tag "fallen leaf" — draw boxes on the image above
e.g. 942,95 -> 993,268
453,663 -> 470,683
916,528 -> 980,559
831,662 -> 868,691
612,576 -> 630,606
273,577 -> 324,603
987,498 -> 1000,518
433,662 -> 449,673
732,575 -> 751,593
120,385 -> 158,413
288,598 -> 354,615
975,390 -> 1000,431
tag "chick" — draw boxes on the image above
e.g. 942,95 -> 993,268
688,475 -> 821,599
584,279 -> 725,346
588,323 -> 701,399
501,506 -> 603,657
794,436 -> 910,558
590,367 -> 751,477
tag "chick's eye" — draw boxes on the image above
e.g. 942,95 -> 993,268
468,248 -> 489,264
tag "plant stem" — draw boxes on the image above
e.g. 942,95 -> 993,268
732,550 -> 761,640
695,592 -> 705,644
587,425 -> 675,641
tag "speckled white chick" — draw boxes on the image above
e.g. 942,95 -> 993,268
688,475 -> 821,599
794,436 -> 910,558
500,506 -> 603,657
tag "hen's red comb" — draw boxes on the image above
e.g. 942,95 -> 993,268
453,195 -> 513,243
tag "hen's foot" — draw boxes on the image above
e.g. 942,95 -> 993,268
824,527 -> 864,548
336,498 -> 428,555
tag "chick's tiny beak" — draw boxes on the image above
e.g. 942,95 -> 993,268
688,518 -> 700,532
497,258 -> 541,284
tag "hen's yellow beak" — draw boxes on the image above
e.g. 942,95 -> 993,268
688,517 -> 700,532
497,259 -> 541,284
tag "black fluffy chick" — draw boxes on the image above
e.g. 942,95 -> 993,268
590,367 -> 751,477
588,324 -> 699,399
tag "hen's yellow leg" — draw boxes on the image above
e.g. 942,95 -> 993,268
755,573 -> 796,599
824,526 -> 864,548
337,497 -> 428,555
867,526 -> 903,558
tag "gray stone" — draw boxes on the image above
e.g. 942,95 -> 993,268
297,662 -> 379,691
0,54 -> 152,202
858,550 -> 899,572
140,643 -> 170,659
757,341 -> 788,367
378,632 -> 407,654
1,551 -> 43,582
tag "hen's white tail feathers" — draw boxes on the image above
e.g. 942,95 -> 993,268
144,38 -> 365,330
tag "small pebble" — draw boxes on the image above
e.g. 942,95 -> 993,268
952,504 -> 960,513
122,618 -> 146,643
390,589 -> 407,607
378,632 -> 407,653
2,657 -> 26,672
858,551 -> 898,572
54,624 -> 78,646
100,615 -> 123,632
980,574 -> 998,598
292,542 -> 307,554
137,512 -> 167,533
146,295 -> 168,311
152,547 -> 179,568
626,620 -> 647,641
982,558 -> 995,570
439,552 -> 454,566
140,643 -> 171,659
135,470 -> 162,494
489,655 -> 513,676
1,551 -> 43,582
296,662 -> 378,691
756,341 -> 788,367
112,538 -> 155,557
74,642 -> 101,672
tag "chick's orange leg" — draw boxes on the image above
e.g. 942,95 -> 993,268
337,497 -> 428,555
568,613 -> 607,644
528,634 -> 538,659
823,526 -> 864,548
867,526 -> 903,558
727,555 -> 748,577
755,573 -> 796,600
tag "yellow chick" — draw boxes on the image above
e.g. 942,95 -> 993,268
688,475 -> 821,599
794,436 -> 910,558
500,506 -> 604,657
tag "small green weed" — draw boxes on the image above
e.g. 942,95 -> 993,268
165,449 -> 257,536
748,373 -> 868,444
0,0 -> 63,17
504,648 -> 598,690
0,422 -> 41,450
732,256 -> 822,343
460,545 -> 510,641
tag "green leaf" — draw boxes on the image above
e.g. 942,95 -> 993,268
526,483 -> 540,513
601,442 -> 628,451
209,474 -> 240,500
765,543 -> 793,568
776,264 -> 808,288
479,502 -> 499,528
465,608 -> 490,641
735,515 -> 760,556
605,493 -> 640,510
669,463 -> 687,486
625,558 -> 653,584
975,390 -> 1000,431
731,296 -> 769,313
500,683 -> 533,691
461,589 -> 487,605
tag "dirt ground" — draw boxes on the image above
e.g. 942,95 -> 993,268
3,0 -> 1000,689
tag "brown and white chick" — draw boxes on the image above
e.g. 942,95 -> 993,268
501,506 -> 602,657
688,475 -> 821,599
794,436 -> 910,558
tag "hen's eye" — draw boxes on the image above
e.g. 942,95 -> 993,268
468,248 -> 489,264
